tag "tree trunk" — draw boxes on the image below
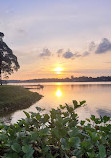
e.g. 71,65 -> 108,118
0,67 -> 2,85
0,41 -> 3,85
0,52 -> 2,85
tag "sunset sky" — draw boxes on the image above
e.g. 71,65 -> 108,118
1,0 -> 111,79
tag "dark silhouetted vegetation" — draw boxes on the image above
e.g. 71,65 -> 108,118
7,76 -> 111,83
0,32 -> 20,85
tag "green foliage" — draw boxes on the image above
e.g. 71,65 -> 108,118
0,85 -> 42,116
0,100 -> 111,158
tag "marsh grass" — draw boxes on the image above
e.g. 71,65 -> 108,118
0,85 -> 42,116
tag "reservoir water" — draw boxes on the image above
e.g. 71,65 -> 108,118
1,82 -> 111,124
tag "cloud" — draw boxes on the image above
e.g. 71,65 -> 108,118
89,41 -> 96,51
95,38 -> 111,54
63,50 -> 74,59
82,51 -> 90,57
39,48 -> 51,57
63,50 -> 81,59
74,52 -> 81,57
57,49 -> 63,57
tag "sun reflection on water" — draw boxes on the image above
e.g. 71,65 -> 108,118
56,89 -> 62,97
56,82 -> 62,85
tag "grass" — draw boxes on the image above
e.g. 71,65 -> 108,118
0,85 -> 43,116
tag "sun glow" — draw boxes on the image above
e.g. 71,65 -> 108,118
54,67 -> 63,74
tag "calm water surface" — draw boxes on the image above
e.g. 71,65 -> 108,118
1,82 -> 111,123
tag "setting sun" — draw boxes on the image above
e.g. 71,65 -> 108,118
54,67 -> 63,74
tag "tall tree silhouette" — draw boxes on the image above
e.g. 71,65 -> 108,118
0,32 -> 20,85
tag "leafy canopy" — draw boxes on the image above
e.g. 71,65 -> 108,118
0,32 -> 20,78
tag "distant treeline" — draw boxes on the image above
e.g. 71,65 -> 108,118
6,76 -> 111,83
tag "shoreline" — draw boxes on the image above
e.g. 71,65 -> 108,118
0,85 -> 43,117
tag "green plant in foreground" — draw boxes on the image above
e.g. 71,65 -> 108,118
0,100 -> 111,158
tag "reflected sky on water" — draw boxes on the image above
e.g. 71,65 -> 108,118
1,82 -> 111,124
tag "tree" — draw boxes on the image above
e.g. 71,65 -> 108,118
0,32 -> 20,85
71,75 -> 74,80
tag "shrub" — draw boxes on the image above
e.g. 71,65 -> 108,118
0,100 -> 111,158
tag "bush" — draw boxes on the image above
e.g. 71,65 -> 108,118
0,100 -> 111,158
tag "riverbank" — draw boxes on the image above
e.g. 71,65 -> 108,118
0,85 -> 43,116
